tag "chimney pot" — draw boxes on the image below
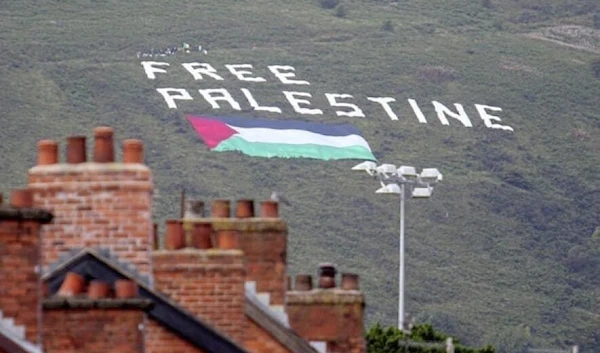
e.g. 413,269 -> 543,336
295,274 -> 313,291
123,139 -> 144,164
10,189 -> 33,208
114,279 -> 138,298
0,193 -> 3,206
164,220 -> 184,250
287,275 -> 292,291
184,200 -> 205,218
57,272 -> 86,297
216,230 -> 239,249
318,262 -> 337,289
66,136 -> 87,163
88,280 -> 111,299
341,273 -> 360,290
37,140 -> 59,165
260,200 -> 279,218
211,199 -> 231,217
93,126 -> 115,163
191,222 -> 213,249
235,199 -> 255,218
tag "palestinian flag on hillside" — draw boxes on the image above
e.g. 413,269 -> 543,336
186,115 -> 377,161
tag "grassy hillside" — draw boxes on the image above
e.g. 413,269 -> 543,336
1,0 -> 598,351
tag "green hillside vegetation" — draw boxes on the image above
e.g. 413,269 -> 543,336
1,0 -> 598,352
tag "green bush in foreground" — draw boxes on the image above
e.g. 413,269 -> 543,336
367,323 -> 496,353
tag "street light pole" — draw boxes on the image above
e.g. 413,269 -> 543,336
399,183 -> 406,330
351,161 -> 443,332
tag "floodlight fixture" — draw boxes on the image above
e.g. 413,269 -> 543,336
375,183 -> 401,194
420,168 -> 442,184
352,160 -> 443,332
375,164 -> 397,178
397,166 -> 418,179
352,161 -> 377,174
411,186 -> 433,198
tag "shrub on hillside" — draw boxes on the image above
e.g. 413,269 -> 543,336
320,0 -> 340,9
335,4 -> 347,18
417,65 -> 457,84
382,20 -> 395,32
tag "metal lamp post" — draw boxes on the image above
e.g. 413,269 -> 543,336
351,161 -> 443,331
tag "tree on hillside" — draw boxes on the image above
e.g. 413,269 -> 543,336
366,323 -> 496,353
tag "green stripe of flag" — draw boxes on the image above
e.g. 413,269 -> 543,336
213,136 -> 377,161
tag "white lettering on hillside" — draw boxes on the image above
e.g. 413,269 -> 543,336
182,63 -> 224,81
283,91 -> 323,115
198,88 -> 241,110
367,97 -> 398,121
408,99 -> 428,124
156,88 -> 193,109
268,65 -> 311,85
141,61 -> 170,79
226,64 -> 266,82
432,101 -> 472,127
475,104 -> 514,131
241,88 -> 282,113
142,62 -> 514,131
326,93 -> 365,118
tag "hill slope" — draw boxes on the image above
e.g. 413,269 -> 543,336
1,0 -> 599,351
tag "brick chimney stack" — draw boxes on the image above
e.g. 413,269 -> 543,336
152,219 -> 246,344
0,188 -> 53,346
215,199 -> 288,306
286,264 -> 366,353
27,127 -> 154,278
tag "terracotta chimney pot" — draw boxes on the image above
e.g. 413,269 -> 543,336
9,189 -> 33,209
114,279 -> 138,298
66,136 -> 87,163
93,126 -> 115,163
235,199 -> 255,218
0,193 -> 3,206
216,230 -> 239,249
211,199 -> 231,217
37,139 -> 59,165
260,200 -> 279,218
123,139 -> 144,164
191,222 -> 213,249
318,262 -> 337,289
57,272 -> 86,297
184,200 -> 205,218
88,280 -> 111,299
341,273 -> 360,290
287,275 -> 292,291
164,220 -> 184,250
295,274 -> 313,291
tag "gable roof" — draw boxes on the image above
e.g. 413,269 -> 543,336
245,297 -> 318,353
0,328 -> 42,353
42,248 -> 249,353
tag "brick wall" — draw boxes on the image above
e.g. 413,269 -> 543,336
27,129 -> 154,277
43,309 -> 144,353
0,190 -> 53,345
145,319 -> 208,353
244,317 -> 291,353
213,218 -> 287,306
152,249 -> 246,344
286,275 -> 366,353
